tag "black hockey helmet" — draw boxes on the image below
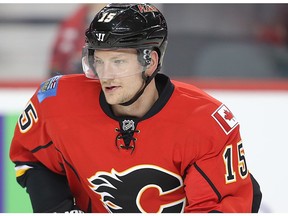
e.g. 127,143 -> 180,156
84,3 -> 168,73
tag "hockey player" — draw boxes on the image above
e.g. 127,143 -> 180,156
10,3 -> 262,213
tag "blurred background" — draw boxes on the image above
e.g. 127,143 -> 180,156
1,3 -> 288,213
1,3 -> 288,81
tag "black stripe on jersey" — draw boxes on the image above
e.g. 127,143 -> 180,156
209,210 -> 222,213
182,163 -> 192,181
31,141 -> 53,153
55,147 -> 81,181
194,162 -> 222,202
87,198 -> 92,213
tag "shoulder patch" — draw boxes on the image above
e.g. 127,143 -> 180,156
37,75 -> 62,103
211,104 -> 239,135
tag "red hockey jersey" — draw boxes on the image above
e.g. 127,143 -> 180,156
10,74 -> 261,213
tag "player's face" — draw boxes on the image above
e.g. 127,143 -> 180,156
96,49 -> 144,105
93,48 -> 143,79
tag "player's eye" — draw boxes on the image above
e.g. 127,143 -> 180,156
94,59 -> 104,65
113,59 -> 125,64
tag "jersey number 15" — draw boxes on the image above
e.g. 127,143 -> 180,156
223,142 -> 248,184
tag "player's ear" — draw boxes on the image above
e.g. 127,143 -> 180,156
146,50 -> 158,76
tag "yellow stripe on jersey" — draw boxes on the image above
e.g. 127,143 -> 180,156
15,165 -> 33,177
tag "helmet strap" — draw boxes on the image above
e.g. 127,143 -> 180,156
119,67 -> 158,106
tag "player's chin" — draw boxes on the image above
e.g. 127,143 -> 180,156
104,95 -> 122,105
106,95 -> 133,106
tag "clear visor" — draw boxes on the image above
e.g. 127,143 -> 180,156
82,47 -> 144,79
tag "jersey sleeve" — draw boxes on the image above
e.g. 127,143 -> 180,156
10,84 -> 64,174
9,77 -> 75,212
183,104 -> 262,213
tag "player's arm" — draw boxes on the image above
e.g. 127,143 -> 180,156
184,149 -> 262,213
183,105 -> 262,212
9,78 -> 83,213
14,162 -> 78,213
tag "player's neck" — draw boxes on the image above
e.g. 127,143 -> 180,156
111,80 -> 159,118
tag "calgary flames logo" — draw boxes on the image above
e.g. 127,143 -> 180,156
88,165 -> 186,213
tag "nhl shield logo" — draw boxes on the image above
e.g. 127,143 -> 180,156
122,120 -> 135,131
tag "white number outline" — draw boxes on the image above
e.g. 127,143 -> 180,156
238,142 -> 248,179
223,141 -> 249,184
18,101 -> 38,133
223,145 -> 236,184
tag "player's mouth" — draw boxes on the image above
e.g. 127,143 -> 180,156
104,85 -> 120,93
